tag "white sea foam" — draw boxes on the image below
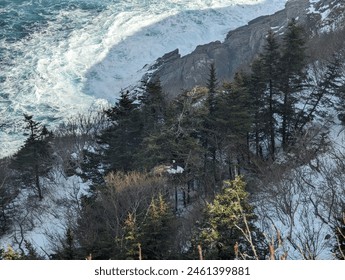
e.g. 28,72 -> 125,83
0,0 -> 287,158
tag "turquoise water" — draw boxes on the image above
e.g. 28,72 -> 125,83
1,1 -> 104,41
1,1 -> 105,82
0,0 -> 287,157
0,0 -> 112,155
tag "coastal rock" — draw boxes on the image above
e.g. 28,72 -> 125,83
147,0 -> 345,98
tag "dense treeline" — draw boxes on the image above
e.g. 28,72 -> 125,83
1,20 -> 345,260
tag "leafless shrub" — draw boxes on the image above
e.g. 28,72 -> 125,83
255,137 -> 345,259
77,171 -> 169,256
53,109 -> 108,175
307,26 -> 345,62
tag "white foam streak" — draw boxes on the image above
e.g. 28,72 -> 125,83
0,0 -> 287,157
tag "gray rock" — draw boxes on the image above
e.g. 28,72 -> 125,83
146,0 -> 345,98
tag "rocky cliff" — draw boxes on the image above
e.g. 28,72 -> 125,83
145,0 -> 345,97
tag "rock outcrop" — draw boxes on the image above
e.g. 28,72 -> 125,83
145,0 -> 345,98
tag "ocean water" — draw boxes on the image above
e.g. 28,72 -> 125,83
0,0 -> 287,158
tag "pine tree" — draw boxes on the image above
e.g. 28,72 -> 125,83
0,243 -> 42,260
248,59 -> 267,158
140,79 -> 167,133
138,90 -> 204,174
140,194 -> 175,259
200,63 -> 222,186
83,91 -> 143,183
0,246 -> 22,260
58,228 -> 77,260
260,29 -> 281,159
206,63 -> 218,114
135,80 -> 172,169
103,91 -> 143,172
297,54 -> 343,131
122,213 -> 141,260
22,240 -> 43,260
10,115 -> 53,200
219,73 -> 252,139
216,73 -> 252,178
278,19 -> 307,149
196,176 -> 266,259
75,171 -> 170,260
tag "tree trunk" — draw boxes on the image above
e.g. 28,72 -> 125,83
35,163 -> 43,200
269,79 -> 275,160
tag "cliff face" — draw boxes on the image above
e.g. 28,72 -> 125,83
145,0 -> 345,97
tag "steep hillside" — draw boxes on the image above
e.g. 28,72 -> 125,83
1,0 -> 345,260
147,0 -> 345,97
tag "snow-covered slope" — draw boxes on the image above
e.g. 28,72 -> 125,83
307,0 -> 345,33
0,0 -> 288,158
0,167 -> 90,257
2,0 -> 344,259
254,118 -> 345,259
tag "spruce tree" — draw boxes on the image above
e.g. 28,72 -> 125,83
104,91 -> 143,172
140,194 -> 175,259
248,59 -> 267,158
196,176 -> 266,260
0,242 -> 42,260
105,95 -> 129,168
138,90 -> 204,174
122,213 -> 141,260
297,54 -> 343,131
0,159 -> 17,235
278,19 -> 307,149
83,91 -> 143,183
22,240 -> 43,260
260,30 -> 281,159
10,115 -> 53,200
135,80 -> 172,169
140,80 -> 167,133
55,228 -> 78,260
201,63 -> 221,186
206,63 -> 218,114
216,73 -> 252,178
0,246 -> 23,260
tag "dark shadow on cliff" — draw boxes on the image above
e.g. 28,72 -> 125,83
83,1 -> 287,101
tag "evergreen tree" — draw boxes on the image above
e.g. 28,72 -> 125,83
82,91 -> 143,184
248,59 -> 267,158
0,242 -> 43,260
247,30 -> 281,160
260,29 -> 281,159
140,80 -> 167,133
22,240 -> 43,260
103,91 -> 143,172
216,73 -> 252,179
206,63 -> 218,114
10,115 -> 53,200
135,80 -> 172,169
51,228 -> 78,260
298,54 -> 343,131
195,176 -> 266,260
138,90 -> 204,174
140,194 -> 175,259
122,212 -> 141,260
200,63 -> 222,186
278,19 -> 307,149
0,246 -> 23,260
219,73 -> 252,139
207,63 -> 218,93
76,171 -> 170,260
